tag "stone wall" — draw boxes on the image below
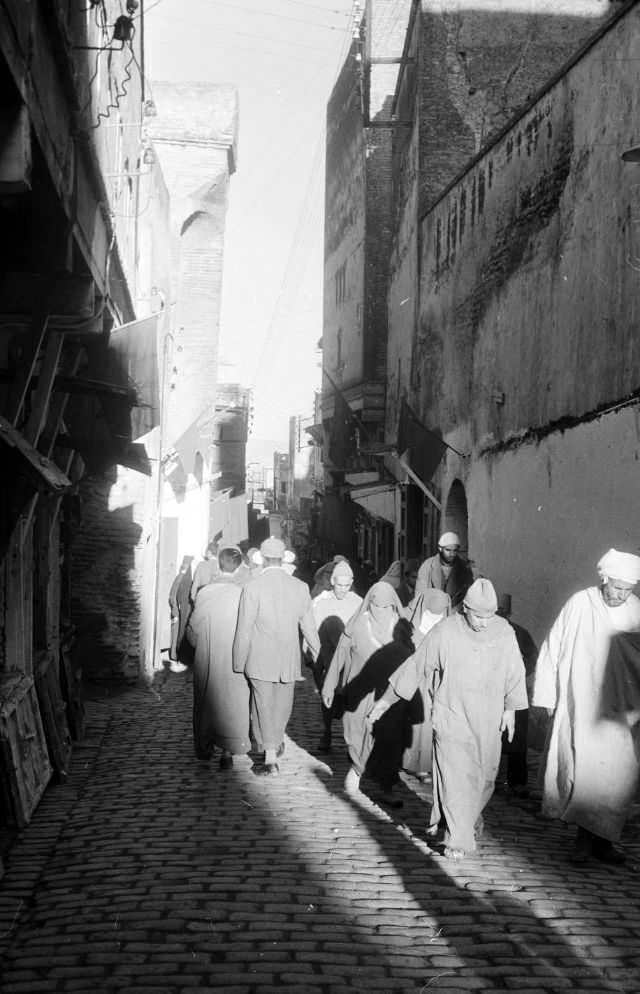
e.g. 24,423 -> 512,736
386,0 -> 619,441
405,3 -> 640,638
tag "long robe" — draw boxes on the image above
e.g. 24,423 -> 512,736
400,592 -> 451,776
311,590 -> 363,687
415,555 -> 473,609
168,558 -> 194,664
323,609 -> 413,784
186,574 -> 250,757
391,614 -> 527,852
532,586 -> 640,842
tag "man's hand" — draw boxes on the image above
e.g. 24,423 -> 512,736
322,692 -> 334,710
366,699 -> 391,730
500,709 -> 515,742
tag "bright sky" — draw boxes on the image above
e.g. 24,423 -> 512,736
145,0 -> 359,471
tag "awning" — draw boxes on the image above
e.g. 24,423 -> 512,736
107,312 -> 161,439
305,423 -> 323,445
0,415 -> 71,493
348,481 -> 397,524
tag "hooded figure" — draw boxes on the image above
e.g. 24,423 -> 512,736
379,561 -> 413,606
369,578 -> 527,859
322,582 -> 413,804
401,588 -> 451,778
308,560 -> 363,752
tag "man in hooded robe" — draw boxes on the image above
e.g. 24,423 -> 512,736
532,548 -> 640,864
379,561 -> 414,606
368,578 -> 527,860
401,588 -> 451,778
310,554 -> 350,598
322,581 -> 411,804
186,547 -> 250,768
415,532 -> 474,609
309,560 -> 362,752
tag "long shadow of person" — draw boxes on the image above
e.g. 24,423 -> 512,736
309,758 -> 635,992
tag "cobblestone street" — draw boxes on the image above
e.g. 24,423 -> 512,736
1,671 -> 640,994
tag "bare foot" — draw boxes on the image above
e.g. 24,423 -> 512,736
444,847 -> 465,861
344,767 -> 361,794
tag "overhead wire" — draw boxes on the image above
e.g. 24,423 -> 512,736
157,0 -> 350,33
149,11 -> 342,54
244,3 -> 358,446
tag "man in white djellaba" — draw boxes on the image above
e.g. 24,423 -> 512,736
532,548 -> 640,864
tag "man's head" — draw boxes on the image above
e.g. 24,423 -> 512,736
496,593 -> 512,619
404,558 -> 420,593
463,577 -> 497,632
437,532 -> 461,566
597,549 -> 640,607
331,560 -> 353,600
260,536 -> 286,566
218,547 -> 243,574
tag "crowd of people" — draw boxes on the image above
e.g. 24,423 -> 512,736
172,533 -> 640,866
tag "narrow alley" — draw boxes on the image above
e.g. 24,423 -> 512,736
1,673 -> 639,994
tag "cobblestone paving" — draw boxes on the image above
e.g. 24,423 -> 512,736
1,670 -> 640,993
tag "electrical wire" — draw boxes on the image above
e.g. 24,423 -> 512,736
89,42 -> 136,130
241,7 -> 358,452
147,0 -> 349,32
146,22 -> 330,67
150,10 -> 342,54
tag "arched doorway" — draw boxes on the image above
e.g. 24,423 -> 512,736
444,478 -> 469,555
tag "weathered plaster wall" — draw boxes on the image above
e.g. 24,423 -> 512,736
417,5 -> 640,446
323,51 -> 366,395
386,0 -> 613,441
407,4 -> 640,644
466,406 -> 640,646
417,1 -> 617,212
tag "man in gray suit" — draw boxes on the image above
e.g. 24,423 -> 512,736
233,536 -> 320,775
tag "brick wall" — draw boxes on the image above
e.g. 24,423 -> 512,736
385,0 -> 620,439
150,82 -> 238,462
71,467 -> 152,683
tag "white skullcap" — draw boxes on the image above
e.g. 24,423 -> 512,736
597,549 -> 640,584
260,537 -> 285,559
463,578 -> 498,617
331,560 -> 353,582
438,532 -> 460,548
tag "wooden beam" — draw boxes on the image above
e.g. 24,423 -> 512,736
0,368 -> 136,403
5,314 -> 49,426
24,332 -> 64,446
42,344 -> 83,459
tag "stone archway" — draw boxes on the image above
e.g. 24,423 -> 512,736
444,478 -> 469,554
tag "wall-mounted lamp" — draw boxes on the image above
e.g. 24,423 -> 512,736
74,14 -> 134,50
113,15 -> 134,43
621,146 -> 640,163
142,146 -> 156,166
143,99 -> 157,118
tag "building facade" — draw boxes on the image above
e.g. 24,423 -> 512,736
0,2 -> 166,826
322,0 -> 631,623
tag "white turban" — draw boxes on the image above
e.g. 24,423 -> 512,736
597,549 -> 640,584
438,532 -> 460,548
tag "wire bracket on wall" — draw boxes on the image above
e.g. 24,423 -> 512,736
75,15 -> 134,51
